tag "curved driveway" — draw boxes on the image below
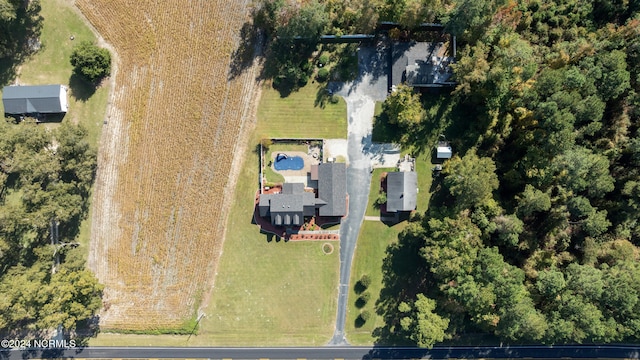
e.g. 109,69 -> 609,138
328,45 -> 390,345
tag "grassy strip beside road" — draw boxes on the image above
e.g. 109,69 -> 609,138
347,155 -> 432,344
346,221 -> 406,345
256,82 -> 347,139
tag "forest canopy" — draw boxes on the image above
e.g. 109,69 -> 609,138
0,119 -> 102,335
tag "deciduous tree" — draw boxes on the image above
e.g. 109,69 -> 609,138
70,41 -> 111,83
443,150 -> 499,209
399,294 -> 449,348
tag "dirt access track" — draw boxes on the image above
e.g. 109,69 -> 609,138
77,0 -> 261,330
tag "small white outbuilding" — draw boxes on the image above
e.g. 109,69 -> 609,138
436,142 -> 452,159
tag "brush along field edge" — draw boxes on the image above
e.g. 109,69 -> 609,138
78,0 -> 262,330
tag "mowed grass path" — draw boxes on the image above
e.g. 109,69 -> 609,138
197,81 -> 347,345
256,82 -> 347,139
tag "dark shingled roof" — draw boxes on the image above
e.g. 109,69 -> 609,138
259,183 -> 317,226
386,171 -> 418,212
317,163 -> 347,217
391,42 -> 454,88
2,85 -> 68,114
283,182 -> 304,194
258,163 -> 347,226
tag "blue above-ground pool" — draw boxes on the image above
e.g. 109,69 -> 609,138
274,154 -> 304,171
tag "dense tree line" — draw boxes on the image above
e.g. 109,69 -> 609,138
373,0 -> 640,348
0,119 -> 102,335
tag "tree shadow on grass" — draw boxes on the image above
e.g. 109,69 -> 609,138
314,83 -> 341,109
68,73 -> 96,102
372,225 -> 431,345
371,112 -> 401,143
0,2 -> 44,86
315,84 -> 330,108
0,57 -> 20,87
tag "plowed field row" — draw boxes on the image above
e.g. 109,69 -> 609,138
78,0 -> 260,330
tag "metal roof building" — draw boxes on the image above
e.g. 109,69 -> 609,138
386,171 -> 418,213
2,85 -> 68,114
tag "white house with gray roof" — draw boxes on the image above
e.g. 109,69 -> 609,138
2,85 -> 68,115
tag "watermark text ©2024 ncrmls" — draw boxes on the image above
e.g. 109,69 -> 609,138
1,338 -> 77,349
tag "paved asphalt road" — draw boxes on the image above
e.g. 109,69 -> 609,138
3,345 -> 640,359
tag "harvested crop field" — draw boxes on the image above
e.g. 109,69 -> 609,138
77,0 -> 261,330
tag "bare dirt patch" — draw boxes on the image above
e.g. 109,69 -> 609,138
77,0 -> 262,330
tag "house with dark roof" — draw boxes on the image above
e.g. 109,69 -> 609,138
259,183 -> 317,226
391,41 -> 455,90
259,163 -> 347,226
2,85 -> 69,115
314,162 -> 347,217
386,171 -> 418,213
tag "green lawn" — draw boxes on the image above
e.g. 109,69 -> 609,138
413,154 -> 433,213
197,141 -> 340,345
256,81 -> 347,139
366,168 -> 395,217
346,154 -> 433,344
345,220 -> 407,344
2,0 -> 109,251
15,0 -> 109,146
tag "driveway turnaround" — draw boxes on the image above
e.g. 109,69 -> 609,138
328,44 -> 390,345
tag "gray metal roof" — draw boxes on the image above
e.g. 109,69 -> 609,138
317,163 -> 347,217
2,85 -> 67,114
386,171 -> 418,212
